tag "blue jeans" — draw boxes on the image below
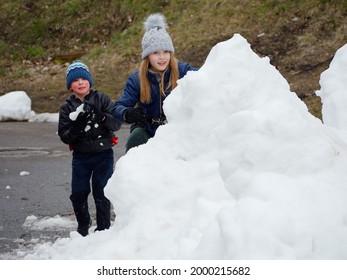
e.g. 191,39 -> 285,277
70,148 -> 114,229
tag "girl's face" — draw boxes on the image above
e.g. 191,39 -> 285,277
148,50 -> 171,72
69,78 -> 90,100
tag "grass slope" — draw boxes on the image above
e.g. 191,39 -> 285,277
1,0 -> 347,118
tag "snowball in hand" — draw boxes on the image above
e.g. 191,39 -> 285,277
69,104 -> 85,121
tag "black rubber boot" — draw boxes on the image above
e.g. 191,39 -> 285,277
94,197 -> 111,232
77,219 -> 92,237
70,192 -> 91,236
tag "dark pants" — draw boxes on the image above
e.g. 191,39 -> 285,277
70,148 -> 114,230
125,127 -> 150,153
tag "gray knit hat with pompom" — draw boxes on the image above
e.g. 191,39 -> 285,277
141,13 -> 174,59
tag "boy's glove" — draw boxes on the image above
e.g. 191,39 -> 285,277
71,111 -> 89,135
124,107 -> 149,127
84,100 -> 106,123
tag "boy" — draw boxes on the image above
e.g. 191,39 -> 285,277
58,60 -> 122,236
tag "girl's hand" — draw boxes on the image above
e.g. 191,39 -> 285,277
125,107 -> 149,127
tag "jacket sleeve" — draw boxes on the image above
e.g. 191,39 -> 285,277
58,104 -> 79,145
178,62 -> 199,78
101,93 -> 122,131
113,72 -> 141,121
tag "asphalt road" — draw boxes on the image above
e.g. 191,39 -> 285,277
0,121 -> 129,258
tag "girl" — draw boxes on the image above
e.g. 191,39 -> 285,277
113,13 -> 198,152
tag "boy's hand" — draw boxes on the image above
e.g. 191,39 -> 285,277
71,111 -> 89,134
84,100 -> 106,123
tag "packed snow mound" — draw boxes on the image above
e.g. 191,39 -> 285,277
317,43 -> 347,130
23,34 -> 347,260
0,91 -> 58,122
0,91 -> 35,121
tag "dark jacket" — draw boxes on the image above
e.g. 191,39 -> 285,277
58,89 -> 122,153
113,62 -> 198,137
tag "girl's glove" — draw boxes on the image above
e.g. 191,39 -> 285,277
124,107 -> 149,127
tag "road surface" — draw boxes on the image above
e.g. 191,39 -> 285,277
0,121 -> 129,259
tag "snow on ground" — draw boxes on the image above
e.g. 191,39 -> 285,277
0,91 -> 58,122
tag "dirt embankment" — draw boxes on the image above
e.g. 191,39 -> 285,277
1,2 -> 347,119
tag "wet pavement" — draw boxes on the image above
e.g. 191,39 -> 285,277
0,121 -> 129,258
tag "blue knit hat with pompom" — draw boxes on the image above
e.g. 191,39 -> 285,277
66,60 -> 94,90
141,13 -> 174,59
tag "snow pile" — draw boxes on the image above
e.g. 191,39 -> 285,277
317,43 -> 347,130
0,90 -> 58,122
0,91 -> 35,121
13,34 -> 347,260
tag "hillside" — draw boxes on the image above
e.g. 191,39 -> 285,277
1,0 -> 347,119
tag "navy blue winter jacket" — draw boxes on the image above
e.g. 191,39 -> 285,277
113,62 -> 198,137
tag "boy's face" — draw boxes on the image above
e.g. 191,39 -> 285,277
70,78 -> 90,100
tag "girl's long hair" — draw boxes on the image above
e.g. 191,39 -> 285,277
139,53 -> 179,103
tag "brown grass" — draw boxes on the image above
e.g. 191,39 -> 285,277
1,0 -> 347,119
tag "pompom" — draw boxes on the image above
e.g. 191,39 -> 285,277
144,13 -> 168,31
